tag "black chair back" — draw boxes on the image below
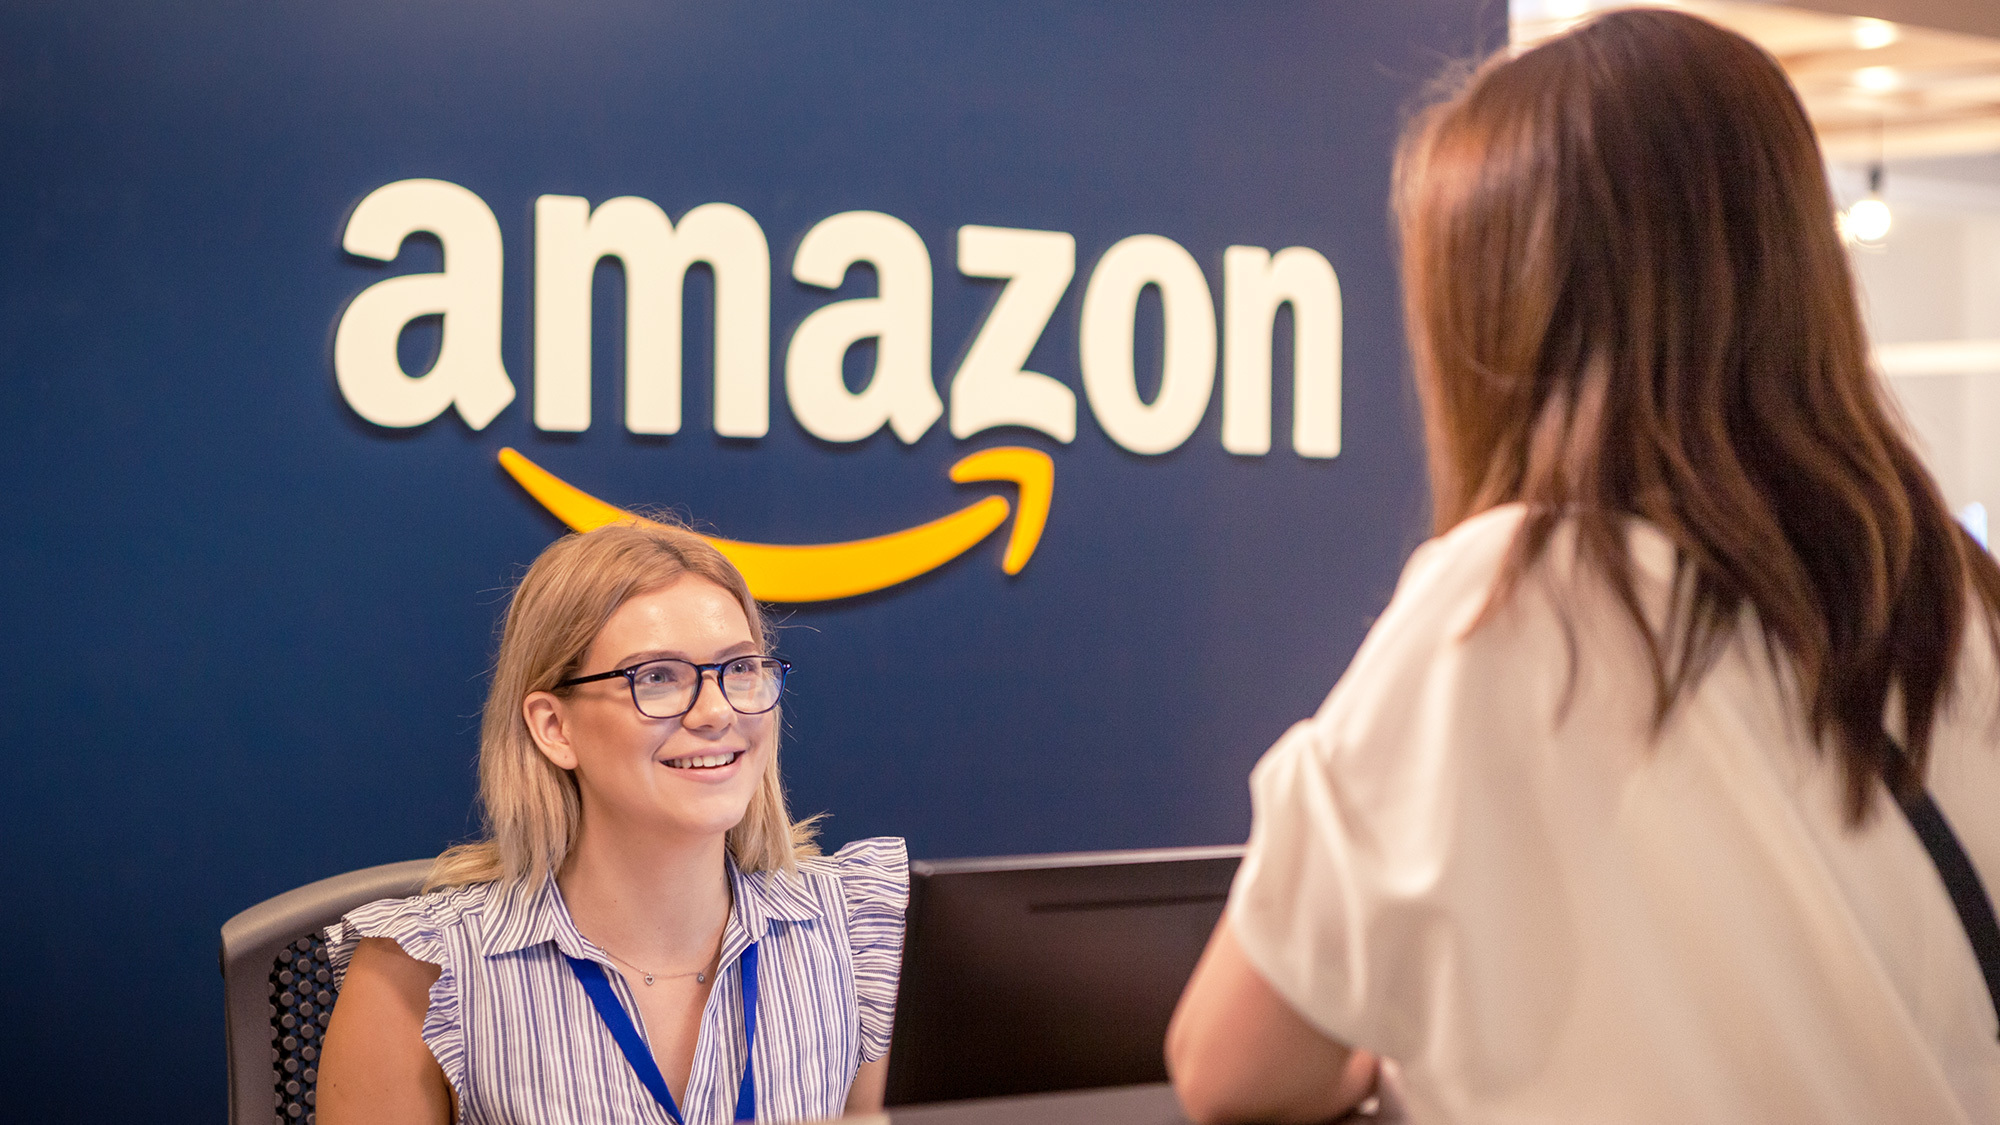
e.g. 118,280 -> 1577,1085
220,860 -> 432,1125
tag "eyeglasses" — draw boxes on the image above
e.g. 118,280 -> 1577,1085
555,656 -> 791,720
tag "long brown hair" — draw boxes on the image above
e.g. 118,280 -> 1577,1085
1393,8 -> 2000,822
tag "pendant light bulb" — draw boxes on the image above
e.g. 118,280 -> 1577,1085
1844,161 -> 1892,246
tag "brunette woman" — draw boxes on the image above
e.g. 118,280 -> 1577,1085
1168,11 -> 2000,1123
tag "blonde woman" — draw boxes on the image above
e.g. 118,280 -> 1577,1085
317,521 -> 906,1125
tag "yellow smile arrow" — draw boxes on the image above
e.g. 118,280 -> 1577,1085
497,446 -> 1054,603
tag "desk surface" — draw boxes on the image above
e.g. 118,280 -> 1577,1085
885,1084 -> 1190,1125
879,1083 -> 1395,1125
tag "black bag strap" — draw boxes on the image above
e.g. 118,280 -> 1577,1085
1895,786 -> 2000,1041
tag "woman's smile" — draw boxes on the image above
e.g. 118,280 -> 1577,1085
659,749 -> 746,773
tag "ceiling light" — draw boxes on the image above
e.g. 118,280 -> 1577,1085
1851,17 -> 1899,51
1854,65 -> 1900,92
1842,162 -> 1892,246
1845,198 -> 1891,244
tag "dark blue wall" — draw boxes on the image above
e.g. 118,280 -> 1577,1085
0,2 -> 1499,1119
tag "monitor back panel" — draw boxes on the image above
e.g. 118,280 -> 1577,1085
885,846 -> 1243,1105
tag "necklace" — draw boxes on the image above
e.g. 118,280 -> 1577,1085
600,948 -> 706,986
592,927 -> 725,987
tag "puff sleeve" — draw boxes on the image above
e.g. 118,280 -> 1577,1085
1225,509 -> 1584,1066
832,837 -> 910,1063
323,890 -> 470,1097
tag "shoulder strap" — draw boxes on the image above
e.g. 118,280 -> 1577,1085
1896,789 -> 2000,1041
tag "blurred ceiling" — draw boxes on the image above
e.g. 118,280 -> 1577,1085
1513,1 -> 2000,160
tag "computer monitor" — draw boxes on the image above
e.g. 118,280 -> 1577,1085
883,844 -> 1243,1106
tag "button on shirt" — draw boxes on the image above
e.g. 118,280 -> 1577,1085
326,837 -> 908,1125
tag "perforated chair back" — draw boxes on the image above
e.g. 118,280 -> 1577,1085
220,859 -> 433,1125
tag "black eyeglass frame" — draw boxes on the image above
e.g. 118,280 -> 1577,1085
554,656 -> 792,720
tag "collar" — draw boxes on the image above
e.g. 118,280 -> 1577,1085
477,872 -> 589,960
478,851 -> 824,962
726,854 -> 823,943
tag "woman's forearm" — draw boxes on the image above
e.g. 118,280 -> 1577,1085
1166,918 -> 1377,1125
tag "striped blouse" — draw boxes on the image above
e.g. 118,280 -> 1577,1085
324,837 -> 908,1125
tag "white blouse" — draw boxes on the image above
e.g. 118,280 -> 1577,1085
326,837 -> 907,1125
1230,505 -> 2000,1124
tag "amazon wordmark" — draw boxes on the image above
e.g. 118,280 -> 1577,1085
334,178 -> 1341,458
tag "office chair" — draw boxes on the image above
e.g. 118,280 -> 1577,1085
220,859 -> 432,1125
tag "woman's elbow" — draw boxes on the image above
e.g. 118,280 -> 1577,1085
1168,1055 -> 1312,1125
1169,1060 -> 1246,1125
1165,1011 -> 1245,1125
1169,1004 -> 1380,1125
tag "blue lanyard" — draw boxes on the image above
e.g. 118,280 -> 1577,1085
565,941 -> 760,1124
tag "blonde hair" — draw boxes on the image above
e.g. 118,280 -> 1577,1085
428,520 -> 819,889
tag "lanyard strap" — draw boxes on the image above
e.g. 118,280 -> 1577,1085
565,941 -> 760,1123
1897,790 -> 2000,1041
736,942 -> 760,1117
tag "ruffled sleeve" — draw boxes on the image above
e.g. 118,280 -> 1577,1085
1228,507 -> 1663,1068
832,837 -> 909,1063
1227,508 -> 1570,1062
322,890 -> 470,1096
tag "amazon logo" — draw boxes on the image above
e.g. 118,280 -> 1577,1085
333,178 -> 1342,602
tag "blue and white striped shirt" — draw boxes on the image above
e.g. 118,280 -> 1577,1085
325,837 -> 908,1125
